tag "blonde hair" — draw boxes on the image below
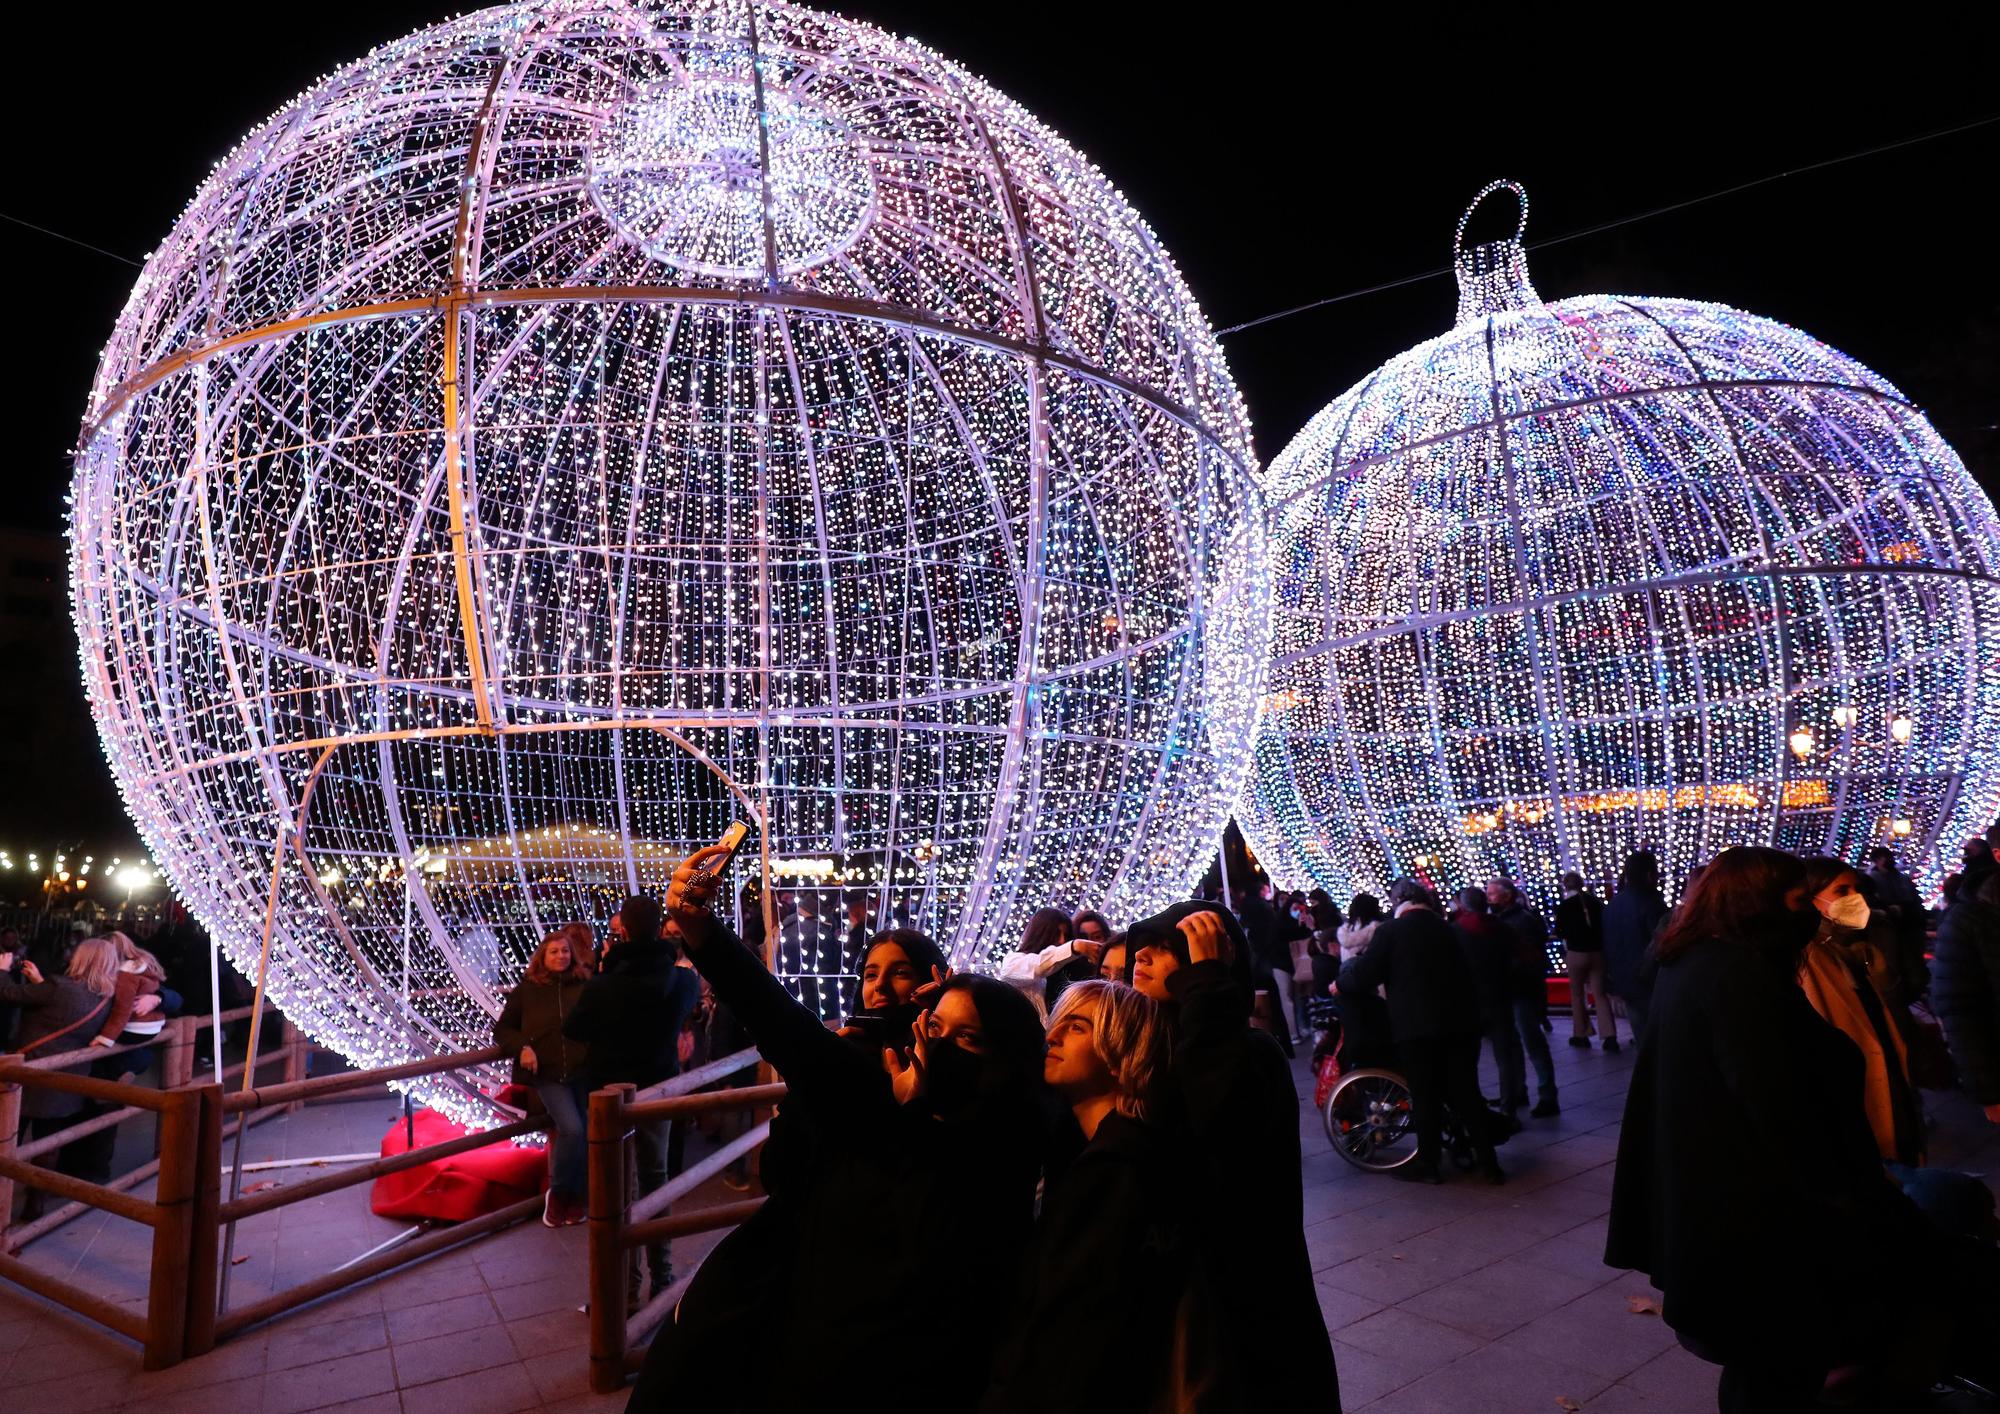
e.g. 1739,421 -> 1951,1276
1047,979 -> 1167,1121
67,938 -> 122,996
107,929 -> 165,980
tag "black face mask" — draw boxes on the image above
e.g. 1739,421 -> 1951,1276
1759,902 -> 1823,955
917,1034 -> 988,1113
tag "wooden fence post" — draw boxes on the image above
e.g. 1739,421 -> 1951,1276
183,1083 -> 223,1358
162,1018 -> 194,1093
143,1088 -> 200,1370
587,1084 -> 633,1394
0,1055 -> 19,1253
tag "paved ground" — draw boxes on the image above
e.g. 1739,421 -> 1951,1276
5,1021 -> 1997,1412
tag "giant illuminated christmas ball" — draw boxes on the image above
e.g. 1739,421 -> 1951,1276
1241,181 -> 2000,911
70,0 -> 1264,1107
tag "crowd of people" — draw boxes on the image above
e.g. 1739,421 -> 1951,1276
583,851 -> 1344,1413
13,820 -> 2000,1412
0,912 -> 213,1217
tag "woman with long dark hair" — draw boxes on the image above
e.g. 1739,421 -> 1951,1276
632,848 -> 1050,1414
996,906 -> 1099,1015
1607,847 -> 1956,1411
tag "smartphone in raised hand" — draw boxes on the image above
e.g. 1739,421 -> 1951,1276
695,820 -> 750,879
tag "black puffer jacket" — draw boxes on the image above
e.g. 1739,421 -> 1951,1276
1131,901 -> 1341,1413
561,940 -> 698,1090
636,924 -> 1044,1414
1933,889 -> 2000,1105
493,975 -> 589,1087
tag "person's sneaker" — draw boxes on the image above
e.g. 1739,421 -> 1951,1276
1530,1097 -> 1561,1118
563,1197 -> 587,1226
1398,1158 -> 1445,1185
1602,1038 -> 1621,1054
542,1190 -> 561,1229
1568,1036 -> 1591,1049
1480,1159 -> 1507,1186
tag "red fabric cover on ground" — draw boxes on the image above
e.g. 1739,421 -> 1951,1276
369,1105 -> 546,1221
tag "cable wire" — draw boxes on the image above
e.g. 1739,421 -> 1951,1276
1217,113 -> 2000,337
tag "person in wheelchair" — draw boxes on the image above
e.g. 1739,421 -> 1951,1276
1336,879 -> 1503,1185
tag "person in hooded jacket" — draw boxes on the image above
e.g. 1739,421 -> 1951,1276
495,928 -> 593,1226
1606,846 -> 1967,1413
563,896 -> 699,1304
982,979 -> 1184,1413
1933,863 -> 2000,1131
1124,900 -> 1341,1412
630,846 -> 1049,1414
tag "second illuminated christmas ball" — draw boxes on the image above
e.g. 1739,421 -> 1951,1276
1241,181 -> 2000,907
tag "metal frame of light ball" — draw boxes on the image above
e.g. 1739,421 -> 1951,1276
69,0 -> 1266,1117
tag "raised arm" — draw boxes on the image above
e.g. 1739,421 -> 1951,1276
668,849 -> 888,1115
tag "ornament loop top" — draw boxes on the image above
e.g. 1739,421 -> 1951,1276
1452,179 -> 1541,325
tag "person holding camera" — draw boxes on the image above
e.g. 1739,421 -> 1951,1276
628,845 -> 1048,1414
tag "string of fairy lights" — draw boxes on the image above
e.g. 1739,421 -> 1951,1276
69,0 -> 1266,1108
1238,180 -> 2000,915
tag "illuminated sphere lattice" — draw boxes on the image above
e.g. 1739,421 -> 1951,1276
1241,181 -> 2000,909
70,0 -> 1265,1108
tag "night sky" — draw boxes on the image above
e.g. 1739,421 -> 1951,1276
3,2 -> 1995,843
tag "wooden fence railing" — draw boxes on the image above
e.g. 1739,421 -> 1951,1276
3,1015 -> 776,1383
585,1050 -> 778,1393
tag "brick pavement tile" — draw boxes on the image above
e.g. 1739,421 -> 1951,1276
1621,1344 -> 1721,1405
1512,1230 -> 1632,1286
1304,1190 -> 1462,1271
1562,1383 -> 1664,1411
10,1364 -> 138,1413
541,1391 -> 641,1412
8,1317 -> 140,1385
125,1330 -> 270,1395
1330,1338 -> 1424,1408
286,1396 -> 402,1414
1317,1228 -> 1500,1304
1302,1174 -> 1396,1224
489,1272 -> 585,1322
1396,1259 -> 1607,1341
1337,1305 -> 1484,1378
504,1306 -> 591,1359
1541,1131 -> 1623,1168
1494,1282 -> 1682,1380
128,1372 -> 266,1414
388,1320 -> 517,1388
1314,1274 -> 1388,1335
383,1290 -> 500,1345
1373,1337 -> 1614,1413
522,1346 -> 594,1404
1521,1170 -> 1617,1218
395,1360 -> 540,1413
372,1260 -> 489,1312
262,1348 -> 400,1414
268,1312 -> 390,1374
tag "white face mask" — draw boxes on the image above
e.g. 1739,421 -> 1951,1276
1820,893 -> 1870,931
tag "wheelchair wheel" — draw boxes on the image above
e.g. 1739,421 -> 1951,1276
1323,1067 -> 1419,1171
